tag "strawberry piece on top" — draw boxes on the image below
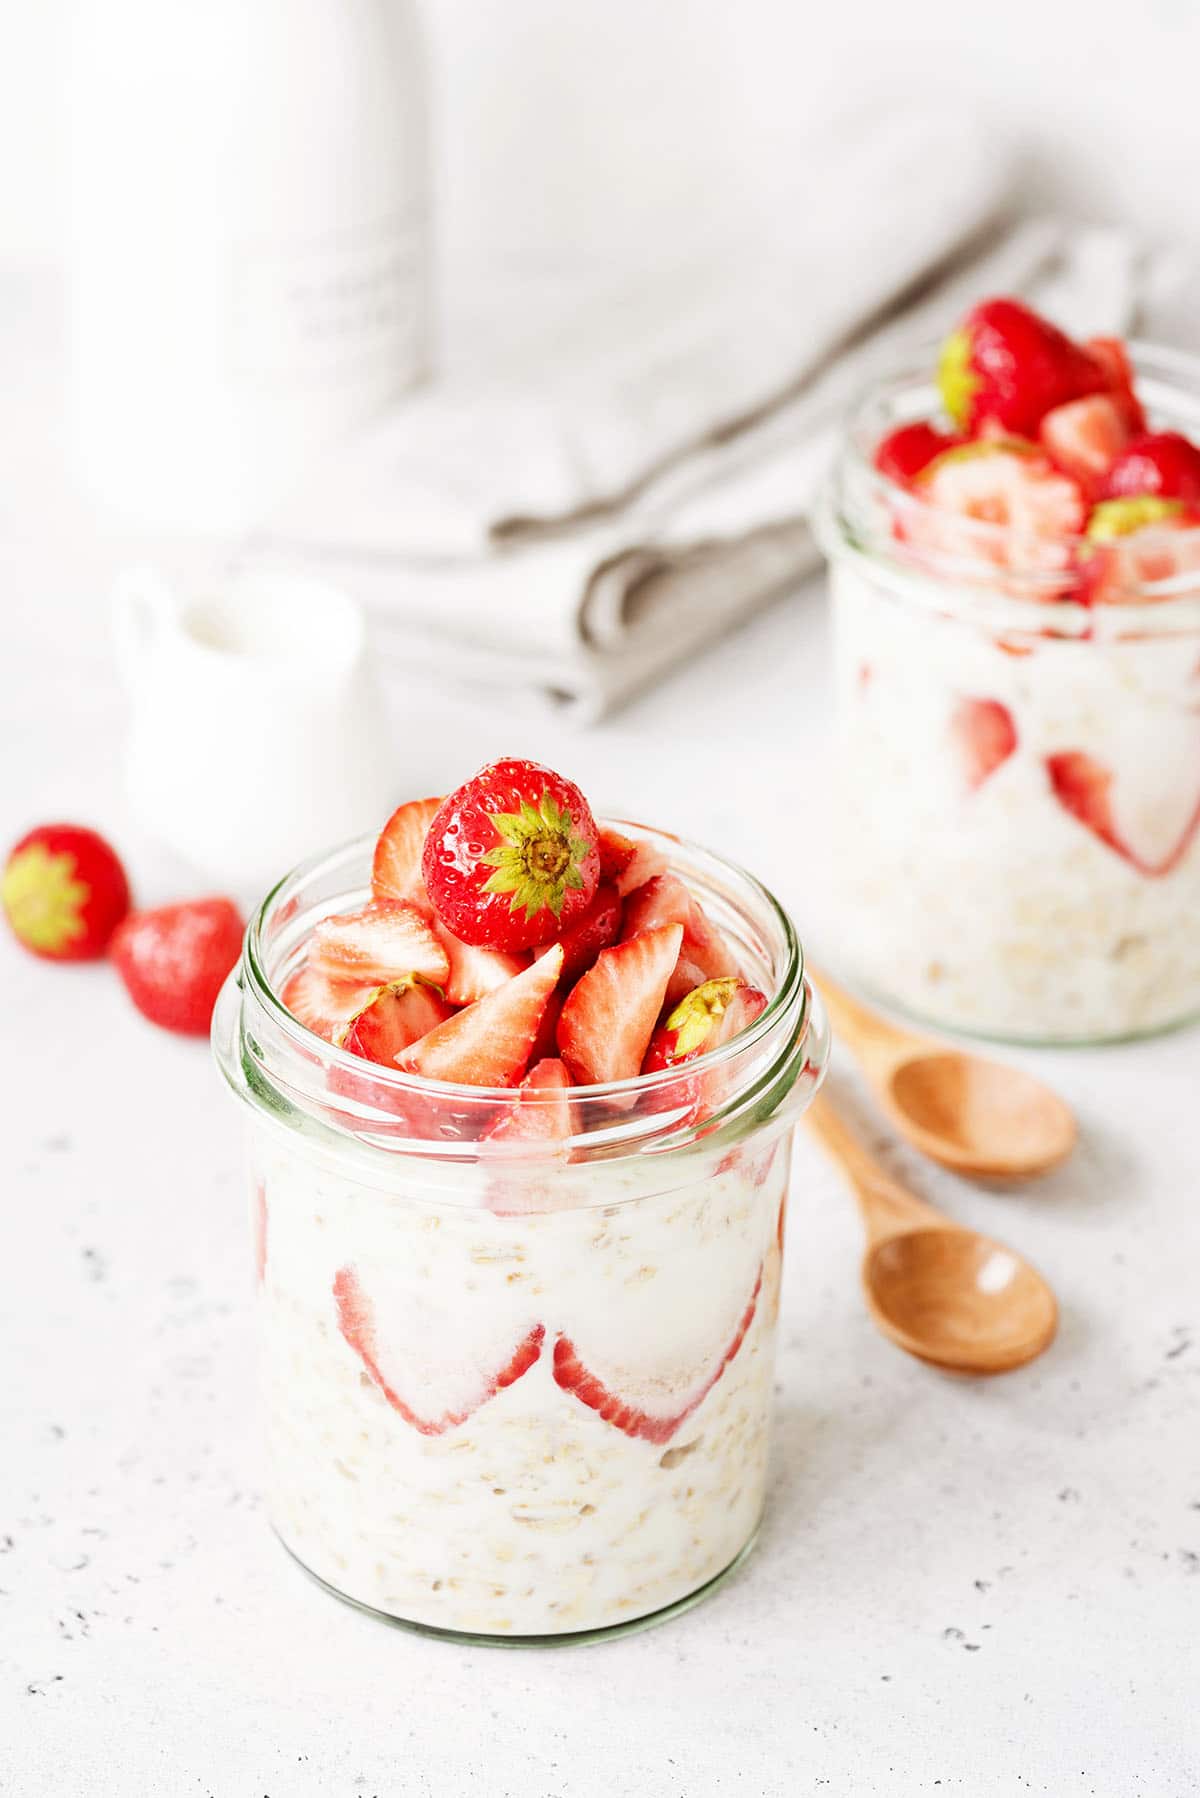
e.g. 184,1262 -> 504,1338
544,881 -> 623,985
309,899 -> 450,988
484,1057 -> 574,1149
556,923 -> 683,1085
1084,337 -> 1146,433
2,823 -> 130,961
938,297 -> 1106,437
423,759 -> 600,951
874,421 -> 963,486
395,944 -> 564,1087
1039,394 -> 1131,497
1101,432 -> 1200,505
371,795 -> 443,905
280,963 -> 376,1042
433,923 -> 530,1007
112,896 -> 243,1036
596,826 -> 670,897
642,977 -> 768,1074
337,976 -> 455,1064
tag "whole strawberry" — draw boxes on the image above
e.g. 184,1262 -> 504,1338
2,823 -> 130,961
112,897 -> 243,1035
422,759 -> 600,951
938,298 -> 1105,438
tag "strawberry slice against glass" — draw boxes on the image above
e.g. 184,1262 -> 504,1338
395,944 -> 563,1086
596,826 -> 669,897
333,1265 -> 544,1437
950,697 -> 1018,792
483,1058 -> 575,1215
308,898 -> 450,988
1046,752 -> 1200,878
552,1265 -> 764,1446
556,924 -> 682,1085
422,759 -> 600,951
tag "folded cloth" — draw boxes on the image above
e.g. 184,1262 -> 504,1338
250,105 -> 1140,719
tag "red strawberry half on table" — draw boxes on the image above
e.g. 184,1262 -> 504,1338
938,297 -> 1106,438
2,823 -> 130,961
112,896 -> 243,1035
423,758 -> 600,951
333,1265 -> 545,1437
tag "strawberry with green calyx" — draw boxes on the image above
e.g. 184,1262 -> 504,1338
336,976 -> 455,1064
423,759 -> 600,951
556,924 -> 682,1085
2,823 -> 130,961
1100,432 -> 1200,505
1086,496 -> 1188,542
938,298 -> 1106,438
642,978 -> 768,1075
1077,497 -> 1200,604
112,896 -> 243,1035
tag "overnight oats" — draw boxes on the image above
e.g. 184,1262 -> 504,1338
213,758 -> 828,1640
818,297 -> 1200,1041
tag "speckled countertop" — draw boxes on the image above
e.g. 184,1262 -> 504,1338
2,277 -> 1198,1796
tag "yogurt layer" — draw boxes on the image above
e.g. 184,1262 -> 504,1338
254,1129 -> 789,1636
830,563 -> 1200,1040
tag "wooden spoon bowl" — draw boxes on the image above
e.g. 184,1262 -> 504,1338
864,1226 -> 1058,1373
810,966 -> 1077,1180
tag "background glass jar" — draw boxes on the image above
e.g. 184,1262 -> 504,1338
212,822 -> 828,1644
816,345 -> 1200,1044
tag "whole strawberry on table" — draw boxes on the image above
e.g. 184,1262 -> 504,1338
873,295 -> 1200,603
280,756 -> 768,1133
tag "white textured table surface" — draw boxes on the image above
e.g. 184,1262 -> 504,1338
3,282 -> 1199,1798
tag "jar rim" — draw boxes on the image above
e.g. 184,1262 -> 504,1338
215,820 -> 825,1166
818,339 -> 1200,623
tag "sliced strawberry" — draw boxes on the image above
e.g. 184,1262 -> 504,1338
433,920 -> 530,1006
642,978 -> 768,1074
279,963 -> 376,1042
597,826 -> 670,897
1101,431 -> 1200,505
337,976 -> 455,1064
528,982 -> 563,1066
543,881 -> 623,985
1046,751 -> 1200,877
333,1265 -> 544,1436
918,440 -> 1086,539
551,1267 -> 763,1445
1078,499 -> 1200,603
395,944 -> 563,1086
873,421 -> 963,486
484,1058 -> 573,1148
950,697 -> 1018,791
557,924 -> 682,1084
621,872 -> 691,939
1085,337 -> 1146,433
681,898 -> 741,984
1039,394 -> 1130,497
370,795 -> 443,904
308,899 -> 450,987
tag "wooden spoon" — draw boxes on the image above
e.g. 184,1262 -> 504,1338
808,965 -> 1076,1180
806,1090 -> 1058,1374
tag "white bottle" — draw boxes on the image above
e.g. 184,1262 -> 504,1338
66,0 -> 430,534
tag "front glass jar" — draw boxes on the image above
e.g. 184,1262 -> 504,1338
817,345 -> 1200,1044
212,822 -> 828,1643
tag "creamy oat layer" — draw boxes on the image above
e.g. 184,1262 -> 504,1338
254,1131 -> 788,1636
831,566 -> 1200,1040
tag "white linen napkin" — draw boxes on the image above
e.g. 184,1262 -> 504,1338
250,104 -> 1140,719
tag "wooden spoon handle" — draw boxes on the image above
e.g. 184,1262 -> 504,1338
806,963 -> 920,1077
805,1090 -> 947,1244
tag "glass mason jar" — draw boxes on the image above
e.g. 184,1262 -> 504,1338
816,344 -> 1200,1044
212,822 -> 829,1643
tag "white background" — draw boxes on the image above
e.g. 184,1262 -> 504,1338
5,0 -> 1200,276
